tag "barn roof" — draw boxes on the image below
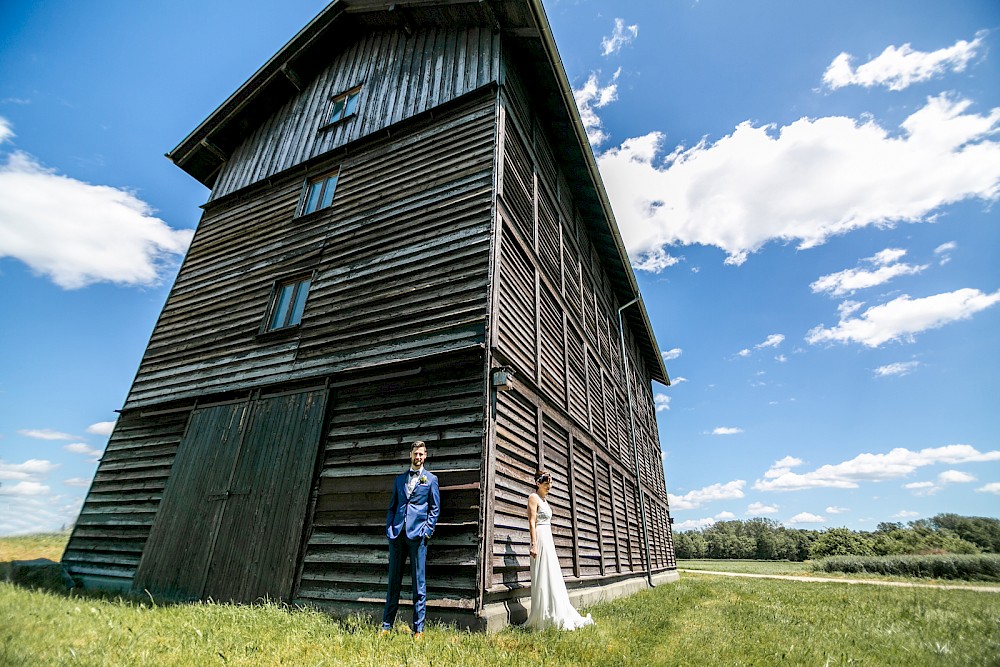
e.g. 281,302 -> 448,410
167,0 -> 670,386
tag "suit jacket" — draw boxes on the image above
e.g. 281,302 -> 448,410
386,468 -> 440,541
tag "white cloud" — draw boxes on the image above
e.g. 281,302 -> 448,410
737,348 -> 751,357
64,443 -> 103,460
976,482 -> 1000,495
572,69 -> 620,146
754,444 -> 1000,492
669,480 -> 746,511
597,95 -> 1000,268
711,427 -> 743,436
787,512 -> 825,524
823,32 -> 985,91
63,478 -> 92,488
674,511 -> 737,531
874,361 -> 920,377
86,421 -> 116,436
904,481 -> 936,489
811,248 -> 928,297
0,493 -> 82,536
661,347 -> 683,361
892,510 -> 920,518
0,145 -> 193,289
0,116 -> 13,143
670,376 -> 688,384
904,480 -> 939,496
775,355 -> 788,363
746,502 -> 779,515
654,393 -> 671,412
18,428 -> 75,441
0,459 -> 59,481
756,334 -> 785,349
602,18 -> 638,56
938,469 -> 976,484
934,240 -> 957,265
0,481 -> 50,496
825,506 -> 849,514
807,288 -> 1000,347
632,247 -> 681,272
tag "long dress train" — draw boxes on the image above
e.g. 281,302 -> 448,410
523,497 -> 595,631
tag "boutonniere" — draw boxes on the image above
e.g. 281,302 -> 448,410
419,475 -> 428,484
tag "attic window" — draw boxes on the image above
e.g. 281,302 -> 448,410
300,169 -> 340,216
327,86 -> 361,125
264,275 -> 312,332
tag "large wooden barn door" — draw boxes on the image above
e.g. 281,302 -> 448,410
133,389 -> 328,602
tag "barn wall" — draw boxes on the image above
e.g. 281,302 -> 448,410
211,26 -> 501,200
486,62 -> 674,596
124,92 -> 497,411
62,408 -> 192,591
295,350 -> 486,618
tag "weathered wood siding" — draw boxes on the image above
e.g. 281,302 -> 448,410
295,351 -> 485,615
211,27 -> 500,200
488,66 -> 674,592
62,409 -> 192,591
124,94 -> 496,411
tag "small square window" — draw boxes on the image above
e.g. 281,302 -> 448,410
329,86 -> 361,124
265,276 -> 312,332
301,170 -> 339,215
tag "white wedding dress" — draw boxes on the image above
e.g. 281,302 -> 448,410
523,496 -> 595,631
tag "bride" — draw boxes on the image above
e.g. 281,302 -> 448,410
523,470 -> 595,631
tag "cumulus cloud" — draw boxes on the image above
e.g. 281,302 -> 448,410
602,18 -> 638,56
0,459 -> 59,481
874,361 -> 920,377
86,421 -> 116,436
670,376 -> 688,384
0,117 -> 13,143
787,512 -> 825,524
811,248 -> 928,297
572,69 -> 620,146
18,429 -> 75,441
674,511 -> 737,531
64,443 -> 103,461
63,478 -> 92,488
654,393 -> 671,412
977,482 -> 1000,495
669,479 -> 746,511
711,427 -> 744,436
807,288 -> 1000,347
0,128 -> 193,289
597,95 -> 1000,268
0,481 -> 50,496
661,347 -> 683,361
938,469 -> 976,484
823,33 -> 985,91
893,510 -> 920,519
746,502 -> 779,515
754,445 -> 1000,492
825,506 -> 849,514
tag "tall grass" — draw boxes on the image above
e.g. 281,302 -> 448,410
812,554 -> 1000,581
0,532 -> 68,562
2,574 -> 997,665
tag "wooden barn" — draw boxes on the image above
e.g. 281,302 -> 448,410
61,0 -> 678,630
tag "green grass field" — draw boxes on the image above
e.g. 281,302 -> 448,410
2,537 -> 998,665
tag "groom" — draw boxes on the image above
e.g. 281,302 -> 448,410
381,440 -> 440,639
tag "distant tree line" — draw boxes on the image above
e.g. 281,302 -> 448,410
672,514 -> 1000,561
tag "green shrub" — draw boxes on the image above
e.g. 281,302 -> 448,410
811,554 -> 1000,581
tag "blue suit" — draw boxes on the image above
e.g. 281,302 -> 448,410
382,468 -> 440,632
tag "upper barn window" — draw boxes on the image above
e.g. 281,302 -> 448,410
264,274 -> 312,332
327,86 -> 361,125
300,169 -> 340,216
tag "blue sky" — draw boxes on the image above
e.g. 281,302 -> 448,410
1,0 -> 997,536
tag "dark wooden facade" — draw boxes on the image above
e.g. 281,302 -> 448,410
63,0 -> 676,629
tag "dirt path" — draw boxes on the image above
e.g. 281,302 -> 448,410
678,569 -> 1000,593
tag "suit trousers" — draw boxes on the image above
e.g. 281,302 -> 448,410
382,535 -> 428,631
